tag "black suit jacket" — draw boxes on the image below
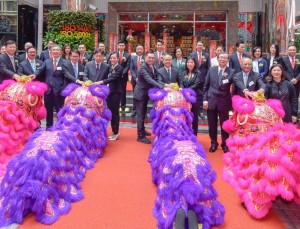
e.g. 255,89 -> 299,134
0,53 -> 19,83
180,70 -> 202,97
44,58 -> 68,96
157,66 -> 180,84
229,52 -> 250,73
133,63 -> 164,101
17,59 -> 45,81
281,56 -> 300,81
154,51 -> 166,69
265,55 -> 283,71
62,61 -> 85,88
232,71 -> 266,97
104,64 -> 124,94
39,49 -> 51,61
130,55 -> 145,83
83,61 -> 109,83
117,52 -> 131,79
203,66 -> 235,111
80,53 -> 92,66
190,51 -> 210,81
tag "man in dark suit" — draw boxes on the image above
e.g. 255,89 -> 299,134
157,53 -> 180,84
130,44 -> 144,117
190,40 -> 210,118
83,49 -> 109,83
0,40 -> 20,83
78,43 -> 92,66
39,40 -> 55,61
117,40 -> 131,116
17,46 -> 45,81
62,49 -> 84,88
154,39 -> 166,69
44,44 -> 68,129
281,45 -> 300,98
18,42 -> 33,62
98,42 -> 110,64
232,57 -> 265,98
203,52 -> 235,153
229,40 -> 250,74
134,51 -> 169,144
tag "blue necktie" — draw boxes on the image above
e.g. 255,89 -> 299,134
31,60 -> 36,72
73,64 -> 78,79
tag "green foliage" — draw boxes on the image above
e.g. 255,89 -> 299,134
295,35 -> 300,53
44,11 -> 97,52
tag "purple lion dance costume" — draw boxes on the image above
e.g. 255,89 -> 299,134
0,83 -> 111,226
0,79 -> 47,178
222,93 -> 300,219
148,88 -> 224,229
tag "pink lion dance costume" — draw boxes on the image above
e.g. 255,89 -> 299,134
148,88 -> 224,229
0,79 -> 47,177
0,83 -> 111,226
223,94 -> 300,219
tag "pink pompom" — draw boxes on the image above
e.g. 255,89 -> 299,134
266,99 -> 285,118
0,80 -> 15,91
36,106 -> 47,120
222,120 -> 235,133
26,82 -> 47,96
232,95 -> 255,114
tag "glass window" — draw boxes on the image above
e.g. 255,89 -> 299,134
195,11 -> 226,21
119,13 -> 148,22
149,13 -> 193,21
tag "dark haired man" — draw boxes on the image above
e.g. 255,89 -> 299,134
78,43 -> 92,66
154,39 -> 166,69
229,40 -> 250,73
18,42 -> 33,62
39,40 -> 55,61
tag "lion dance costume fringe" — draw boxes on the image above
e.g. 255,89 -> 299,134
148,88 -> 224,229
222,94 -> 300,219
0,83 -> 111,226
0,79 -> 47,178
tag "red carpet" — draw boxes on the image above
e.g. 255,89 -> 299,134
19,128 -> 285,229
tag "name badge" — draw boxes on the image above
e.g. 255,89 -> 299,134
259,63 -> 263,66
56,66 -> 62,70
79,72 -> 84,75
222,79 -> 229,84
249,81 -> 254,86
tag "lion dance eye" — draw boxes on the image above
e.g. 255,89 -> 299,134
28,94 -> 38,107
94,97 -> 103,107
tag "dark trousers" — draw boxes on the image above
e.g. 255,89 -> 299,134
131,81 -> 137,112
135,98 -> 149,138
44,92 -> 64,128
191,98 -> 201,135
120,76 -> 128,109
107,93 -> 121,135
207,109 -> 230,147
294,83 -> 300,102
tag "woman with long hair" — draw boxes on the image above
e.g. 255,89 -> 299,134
62,43 -> 72,60
265,44 -> 282,76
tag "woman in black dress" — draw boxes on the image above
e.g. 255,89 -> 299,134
265,44 -> 283,78
180,56 -> 203,135
265,64 -> 298,123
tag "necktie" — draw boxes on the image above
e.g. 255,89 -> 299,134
238,53 -> 242,65
10,57 -> 16,72
158,53 -> 161,63
198,53 -> 202,65
218,69 -> 223,86
177,60 -> 180,68
53,59 -> 57,71
120,52 -> 123,63
137,56 -> 141,70
80,55 -> 83,64
291,57 -> 295,68
96,64 -> 100,74
73,64 -> 78,79
49,52 -> 53,59
167,68 -> 171,82
243,74 -> 248,87
31,60 -> 36,72
150,65 -> 154,74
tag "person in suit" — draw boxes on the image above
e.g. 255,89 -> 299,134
83,49 -> 109,83
78,43 -> 92,66
229,40 -> 250,74
99,42 -> 110,64
189,40 -> 210,119
17,46 -> 45,81
210,46 -> 225,67
172,46 -> 186,77
203,52 -> 235,153
134,51 -> 168,144
154,39 -> 166,69
117,40 -> 131,116
180,56 -> 204,135
232,57 -> 266,98
157,53 -> 180,84
97,52 -> 124,141
281,45 -> 300,99
130,44 -> 144,117
44,44 -> 68,129
0,40 -> 20,83
0,45 -> 6,54
252,47 -> 268,82
62,49 -> 84,88
39,40 -> 55,61
18,42 -> 33,62
265,44 -> 283,74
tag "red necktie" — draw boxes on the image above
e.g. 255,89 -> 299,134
53,59 -> 57,71
291,57 -> 295,68
158,53 -> 161,63
120,52 -> 123,63
238,53 -> 242,65
137,56 -> 141,70
198,53 -> 202,65
49,52 -> 53,59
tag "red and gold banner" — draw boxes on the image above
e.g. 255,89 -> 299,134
109,33 -> 114,54
94,31 -> 99,50
209,40 -> 217,59
145,32 -> 150,52
163,33 -> 168,52
192,35 -> 197,51
113,33 -> 118,52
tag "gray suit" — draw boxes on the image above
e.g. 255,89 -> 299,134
157,66 -> 180,84
17,59 -> 45,81
83,61 -> 109,82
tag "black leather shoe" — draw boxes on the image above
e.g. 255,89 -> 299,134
131,111 -> 136,117
209,145 -> 218,153
222,146 -> 230,153
137,137 -> 151,144
144,130 -> 151,136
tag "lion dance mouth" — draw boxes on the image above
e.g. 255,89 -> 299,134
148,88 -> 224,229
0,83 -> 111,226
